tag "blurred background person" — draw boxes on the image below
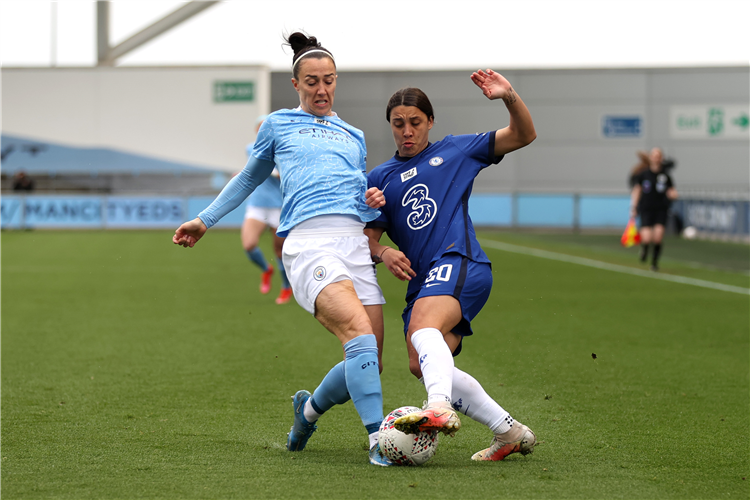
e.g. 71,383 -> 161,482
240,115 -> 292,305
12,171 -> 35,191
628,150 -> 650,190
630,147 -> 678,271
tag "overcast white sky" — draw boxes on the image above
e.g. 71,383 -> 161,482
1,0 -> 749,70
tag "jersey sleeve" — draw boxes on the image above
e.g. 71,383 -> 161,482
449,132 -> 504,168
197,156 -> 275,228
251,118 -> 275,162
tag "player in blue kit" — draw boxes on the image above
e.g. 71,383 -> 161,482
365,70 -> 538,461
241,115 -> 293,304
173,32 -> 392,466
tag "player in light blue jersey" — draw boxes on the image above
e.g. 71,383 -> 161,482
365,71 -> 538,461
173,32 -> 391,466
241,115 -> 292,305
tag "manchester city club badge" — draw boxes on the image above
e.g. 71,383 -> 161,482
313,266 -> 326,281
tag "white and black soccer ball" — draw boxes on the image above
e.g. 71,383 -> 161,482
378,406 -> 439,466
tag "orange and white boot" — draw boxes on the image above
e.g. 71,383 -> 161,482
393,402 -> 461,437
471,422 -> 536,461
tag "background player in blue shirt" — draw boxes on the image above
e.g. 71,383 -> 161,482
173,32 -> 391,466
241,115 -> 292,305
365,70 -> 538,461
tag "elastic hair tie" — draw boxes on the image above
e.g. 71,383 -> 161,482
292,49 -> 335,72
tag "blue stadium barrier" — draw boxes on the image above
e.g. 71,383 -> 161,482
3,194 -> 747,237
578,196 -> 631,227
516,194 -> 575,227
467,194 -> 513,226
1,196 -> 23,229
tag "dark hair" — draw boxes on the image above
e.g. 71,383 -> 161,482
386,88 -> 434,122
285,32 -> 335,80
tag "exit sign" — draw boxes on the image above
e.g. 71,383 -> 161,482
213,81 -> 255,102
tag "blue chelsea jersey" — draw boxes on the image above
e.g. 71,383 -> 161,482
252,108 -> 379,237
367,132 -> 503,298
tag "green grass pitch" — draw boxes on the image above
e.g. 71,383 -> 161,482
2,229 -> 748,499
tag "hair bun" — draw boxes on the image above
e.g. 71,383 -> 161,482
288,32 -> 321,56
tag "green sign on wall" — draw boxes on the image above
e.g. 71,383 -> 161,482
670,104 -> 749,139
213,81 -> 255,102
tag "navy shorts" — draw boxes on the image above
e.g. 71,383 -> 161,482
402,253 -> 493,356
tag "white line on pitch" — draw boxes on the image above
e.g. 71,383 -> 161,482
479,239 -> 750,296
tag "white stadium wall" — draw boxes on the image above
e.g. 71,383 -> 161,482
2,66 -> 271,172
272,66 -> 749,196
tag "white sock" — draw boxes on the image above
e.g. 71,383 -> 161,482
411,328 -> 454,405
303,399 -> 322,423
368,431 -> 379,449
450,367 -> 513,434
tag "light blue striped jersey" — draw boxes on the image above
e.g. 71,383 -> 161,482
252,107 -> 379,237
244,142 -> 282,208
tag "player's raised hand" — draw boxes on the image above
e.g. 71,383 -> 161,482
380,247 -> 416,282
172,218 -> 208,248
470,69 -> 514,102
365,186 -> 386,208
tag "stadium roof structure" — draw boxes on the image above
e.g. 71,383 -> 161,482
1,134 -> 221,177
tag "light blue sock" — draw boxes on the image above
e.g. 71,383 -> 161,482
343,334 -> 384,435
309,361 -> 351,415
276,256 -> 290,289
245,248 -> 268,271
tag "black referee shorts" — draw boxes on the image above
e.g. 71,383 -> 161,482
640,209 -> 668,227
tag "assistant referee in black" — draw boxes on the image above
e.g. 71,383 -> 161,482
629,147 -> 678,271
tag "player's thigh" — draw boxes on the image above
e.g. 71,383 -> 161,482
241,216 -> 267,250
315,280 -> 373,344
408,295 -> 463,336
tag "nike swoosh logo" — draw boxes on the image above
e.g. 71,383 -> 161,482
425,283 -> 441,288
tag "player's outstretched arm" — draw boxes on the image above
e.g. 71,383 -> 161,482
364,227 -> 415,282
173,218 -> 208,248
470,69 -> 536,156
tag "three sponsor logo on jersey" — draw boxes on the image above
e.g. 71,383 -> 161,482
403,184 -> 437,230
397,157 -> 444,230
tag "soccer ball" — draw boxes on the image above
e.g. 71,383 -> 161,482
683,226 -> 697,239
378,406 -> 439,466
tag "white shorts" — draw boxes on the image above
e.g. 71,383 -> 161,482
282,226 -> 385,315
244,205 -> 281,229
